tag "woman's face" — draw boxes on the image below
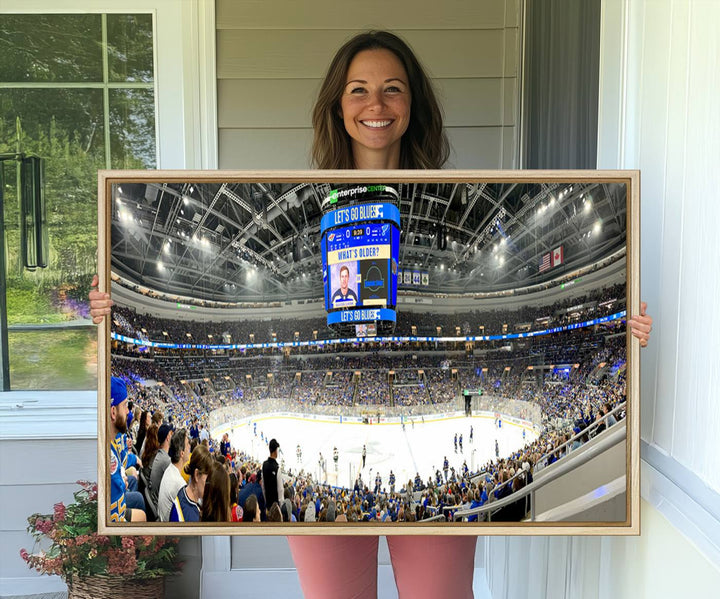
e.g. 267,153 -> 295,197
195,471 -> 209,497
340,48 -> 411,165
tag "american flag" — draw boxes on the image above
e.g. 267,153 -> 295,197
539,252 -> 551,272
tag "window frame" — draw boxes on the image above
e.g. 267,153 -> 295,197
0,0 -> 217,397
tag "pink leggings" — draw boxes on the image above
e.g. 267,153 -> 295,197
288,535 -> 477,599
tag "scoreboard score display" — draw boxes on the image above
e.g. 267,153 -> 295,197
320,185 -> 401,335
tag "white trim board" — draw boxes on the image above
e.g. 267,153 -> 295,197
641,443 -> 720,569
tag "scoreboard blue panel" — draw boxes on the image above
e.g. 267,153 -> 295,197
320,200 -> 400,329
326,308 -> 397,325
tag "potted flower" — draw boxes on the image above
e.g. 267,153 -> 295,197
20,480 -> 182,598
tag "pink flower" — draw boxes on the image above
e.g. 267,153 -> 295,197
107,547 -> 137,576
19,548 -> 29,562
34,518 -> 53,535
121,536 -> 135,549
53,502 -> 66,522
44,557 -> 64,576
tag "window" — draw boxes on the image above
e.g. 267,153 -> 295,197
0,13 -> 156,390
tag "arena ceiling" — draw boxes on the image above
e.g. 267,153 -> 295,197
110,179 -> 627,304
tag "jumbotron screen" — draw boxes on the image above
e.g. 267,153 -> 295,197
320,186 -> 400,333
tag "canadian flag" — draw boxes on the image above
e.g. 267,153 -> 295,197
552,246 -> 564,267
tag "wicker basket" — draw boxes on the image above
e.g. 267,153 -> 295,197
67,575 -> 165,599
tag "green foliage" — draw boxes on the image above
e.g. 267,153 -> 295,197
1,111 -> 100,314
0,15 -> 103,82
8,329 -> 97,390
5,281 -> 61,324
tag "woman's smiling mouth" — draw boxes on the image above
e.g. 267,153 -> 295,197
361,120 -> 393,128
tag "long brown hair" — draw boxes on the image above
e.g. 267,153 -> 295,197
201,462 -> 231,522
311,30 -> 449,170
134,409 -> 150,453
141,423 -> 159,467
184,443 -> 214,482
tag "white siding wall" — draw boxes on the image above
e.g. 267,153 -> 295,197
216,0 -> 522,169
485,1 -> 720,597
609,0 -> 720,493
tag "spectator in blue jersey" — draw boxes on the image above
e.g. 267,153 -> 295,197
602,402 -> 618,428
219,432 -> 231,457
109,377 -> 146,522
169,444 -> 213,522
466,485 -> 488,523
331,264 -> 358,307
189,417 -> 199,441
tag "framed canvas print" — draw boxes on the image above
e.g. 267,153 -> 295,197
97,169 -> 640,535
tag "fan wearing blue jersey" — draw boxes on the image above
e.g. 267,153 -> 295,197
169,444 -> 213,522
109,377 -> 146,523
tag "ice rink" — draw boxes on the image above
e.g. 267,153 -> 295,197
217,412 -> 538,491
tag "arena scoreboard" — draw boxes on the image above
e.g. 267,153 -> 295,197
320,185 -> 400,335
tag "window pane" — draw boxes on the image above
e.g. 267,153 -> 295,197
0,89 -> 106,160
1,87 -> 105,274
110,89 -> 157,168
0,14 -> 103,82
0,13 -> 156,390
1,89 -> 103,390
107,14 -> 154,83
8,329 -> 97,390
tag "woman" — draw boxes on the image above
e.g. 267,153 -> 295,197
290,30 -> 488,598
311,31 -> 447,171
201,461 -> 231,522
89,29 -> 653,599
140,423 -> 160,484
169,443 -> 213,522
134,410 -> 150,455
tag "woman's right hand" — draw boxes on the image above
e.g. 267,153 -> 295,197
89,274 -> 113,324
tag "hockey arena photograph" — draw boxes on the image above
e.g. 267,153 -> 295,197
98,170 -> 639,535
2,3 -> 718,597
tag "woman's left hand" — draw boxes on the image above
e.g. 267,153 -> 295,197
629,301 -> 653,348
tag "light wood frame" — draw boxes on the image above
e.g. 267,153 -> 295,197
97,169 -> 640,536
